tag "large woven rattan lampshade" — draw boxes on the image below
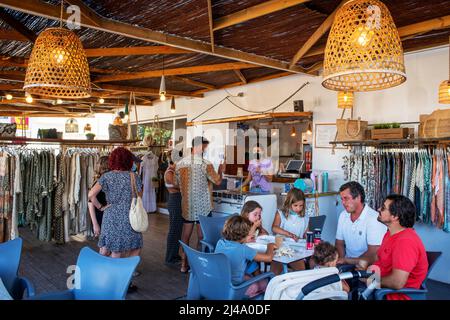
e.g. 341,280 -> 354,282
322,0 -> 406,92
337,91 -> 354,109
438,37 -> 450,104
24,27 -> 91,98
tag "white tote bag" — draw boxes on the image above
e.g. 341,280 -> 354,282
129,173 -> 149,232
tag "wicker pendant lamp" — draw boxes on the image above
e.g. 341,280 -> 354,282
338,91 -> 354,109
322,0 -> 406,92
65,118 -> 79,133
438,37 -> 450,104
23,0 -> 90,98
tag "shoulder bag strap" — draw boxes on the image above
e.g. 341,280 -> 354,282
130,172 -> 137,198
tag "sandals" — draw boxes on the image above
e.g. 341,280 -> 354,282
180,259 -> 189,273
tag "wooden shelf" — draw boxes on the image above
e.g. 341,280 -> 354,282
186,111 -> 312,126
0,136 -> 141,145
330,136 -> 450,147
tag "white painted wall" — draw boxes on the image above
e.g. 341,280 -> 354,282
132,46 -> 450,284
19,113 -> 114,140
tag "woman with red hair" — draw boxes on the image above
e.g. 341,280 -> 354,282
89,147 -> 143,260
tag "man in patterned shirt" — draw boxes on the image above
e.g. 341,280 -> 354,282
176,136 -> 224,272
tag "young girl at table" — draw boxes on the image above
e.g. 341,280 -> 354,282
240,201 -> 269,240
215,216 -> 277,298
271,188 -> 309,274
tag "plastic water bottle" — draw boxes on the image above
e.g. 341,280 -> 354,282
322,172 -> 329,193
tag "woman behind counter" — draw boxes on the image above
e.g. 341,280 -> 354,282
240,144 -> 274,193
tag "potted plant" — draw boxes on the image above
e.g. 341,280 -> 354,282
371,123 -> 409,140
86,133 -> 96,140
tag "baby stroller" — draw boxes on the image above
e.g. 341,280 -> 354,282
264,266 -> 377,300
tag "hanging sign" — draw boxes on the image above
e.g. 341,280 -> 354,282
10,117 -> 29,130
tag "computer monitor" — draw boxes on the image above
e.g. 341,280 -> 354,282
285,160 -> 304,173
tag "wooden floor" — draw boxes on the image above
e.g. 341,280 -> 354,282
17,213 -> 450,300
19,213 -> 190,300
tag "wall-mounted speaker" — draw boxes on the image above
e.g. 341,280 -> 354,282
293,100 -> 304,112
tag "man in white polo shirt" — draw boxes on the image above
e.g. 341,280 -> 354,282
336,181 -> 386,266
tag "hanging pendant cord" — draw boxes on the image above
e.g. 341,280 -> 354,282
60,0 -> 64,28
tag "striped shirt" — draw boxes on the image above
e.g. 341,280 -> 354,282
175,155 -> 221,221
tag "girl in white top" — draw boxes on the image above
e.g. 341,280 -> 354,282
271,188 -> 309,274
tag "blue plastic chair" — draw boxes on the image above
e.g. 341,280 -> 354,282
180,241 -> 274,300
199,215 -> 231,252
29,247 -> 140,300
0,238 -> 35,300
374,251 -> 442,300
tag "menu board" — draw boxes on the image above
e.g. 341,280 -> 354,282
314,123 -> 346,149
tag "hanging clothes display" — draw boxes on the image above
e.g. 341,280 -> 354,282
343,146 -> 450,232
0,146 -> 107,244
139,150 -> 159,213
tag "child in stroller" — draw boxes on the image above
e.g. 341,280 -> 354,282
264,242 -> 376,300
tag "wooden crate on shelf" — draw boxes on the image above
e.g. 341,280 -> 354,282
370,128 -> 410,140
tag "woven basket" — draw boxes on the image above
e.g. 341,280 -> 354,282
336,118 -> 368,141
108,124 -> 127,140
421,109 -> 450,138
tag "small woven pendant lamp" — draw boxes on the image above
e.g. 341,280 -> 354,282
337,91 -> 354,109
322,0 -> 406,92
438,36 -> 450,104
23,0 -> 91,98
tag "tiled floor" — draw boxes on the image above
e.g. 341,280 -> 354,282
18,213 -> 450,300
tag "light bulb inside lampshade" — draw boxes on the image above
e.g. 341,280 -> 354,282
306,123 -> 312,135
338,91 -> 354,109
5,94 -> 13,100
51,48 -> 67,65
353,27 -> 375,47
56,98 -> 63,104
160,93 -> 166,101
439,80 -> 450,104
26,95 -> 33,103
170,96 -> 176,113
98,98 -> 105,104
290,127 -> 296,137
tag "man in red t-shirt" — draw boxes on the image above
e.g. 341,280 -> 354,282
370,194 -> 428,300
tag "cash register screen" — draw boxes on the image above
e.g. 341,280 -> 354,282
285,160 -> 304,173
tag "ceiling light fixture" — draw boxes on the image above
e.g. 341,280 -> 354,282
23,0 -> 91,98
322,0 -> 406,92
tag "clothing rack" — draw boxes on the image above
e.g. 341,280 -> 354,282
342,144 -> 450,232
330,136 -> 450,148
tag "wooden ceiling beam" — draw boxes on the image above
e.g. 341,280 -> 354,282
398,15 -> 450,38
0,83 -> 23,91
289,0 -> 347,68
0,28 -> 28,41
233,69 -> 247,84
207,0 -> 215,53
170,75 -> 217,90
213,0 -> 311,31
93,62 -> 259,83
0,0 -> 307,74
85,46 -> 192,57
192,71 -> 293,95
98,84 -> 204,98
0,99 -> 70,112
299,14 -> 450,60
0,8 -> 37,41
0,111 -> 89,117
